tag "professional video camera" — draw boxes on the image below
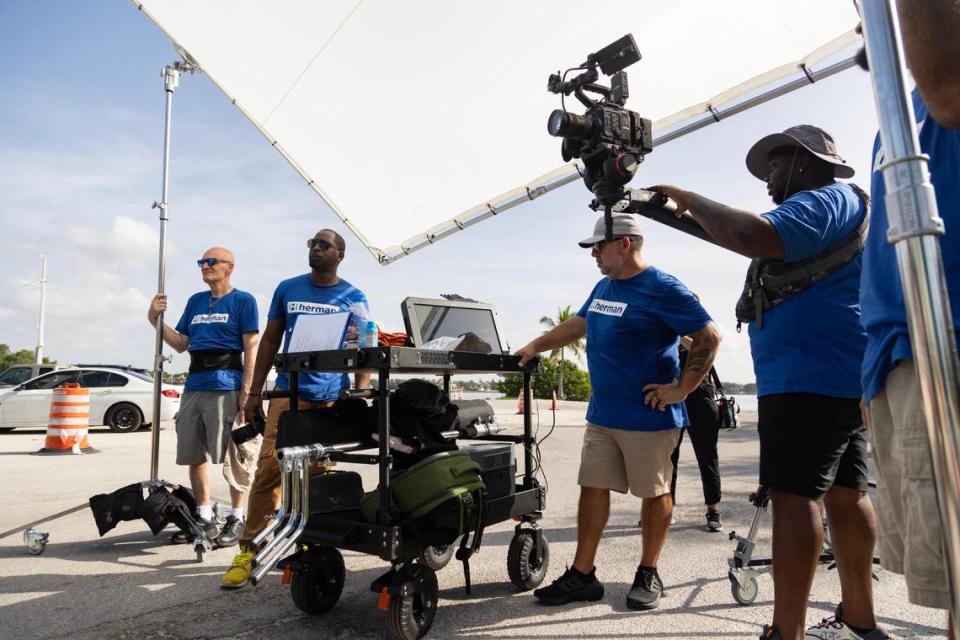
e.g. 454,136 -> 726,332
546,35 -> 721,247
547,34 -> 653,238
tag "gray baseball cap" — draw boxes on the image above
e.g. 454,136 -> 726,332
745,124 -> 855,180
578,213 -> 644,248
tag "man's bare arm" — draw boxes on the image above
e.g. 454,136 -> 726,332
649,186 -> 785,260
897,0 -> 960,128
240,331 -> 259,406
516,316 -> 587,367
677,322 -> 722,394
248,319 -> 284,394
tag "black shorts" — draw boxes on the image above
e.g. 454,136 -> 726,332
758,393 -> 869,500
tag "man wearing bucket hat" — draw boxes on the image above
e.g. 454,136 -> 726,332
653,126 -> 885,640
517,213 -> 722,610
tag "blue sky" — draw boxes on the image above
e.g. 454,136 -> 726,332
0,2 -> 880,382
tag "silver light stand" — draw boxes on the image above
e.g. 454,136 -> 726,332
861,1 -> 960,634
143,59 -> 212,562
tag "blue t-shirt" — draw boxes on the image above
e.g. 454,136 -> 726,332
175,289 -> 259,392
750,182 -> 867,399
269,275 -> 369,402
576,266 -> 712,431
861,92 -> 960,402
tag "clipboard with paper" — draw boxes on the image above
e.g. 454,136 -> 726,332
287,311 -> 352,353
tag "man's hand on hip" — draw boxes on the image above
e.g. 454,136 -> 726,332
642,380 -> 686,412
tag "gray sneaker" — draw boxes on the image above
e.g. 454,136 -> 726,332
705,510 -> 723,532
169,516 -> 221,545
805,603 -> 894,639
626,565 -> 663,610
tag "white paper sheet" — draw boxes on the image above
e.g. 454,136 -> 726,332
287,312 -> 351,353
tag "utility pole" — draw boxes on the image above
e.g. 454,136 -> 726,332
34,255 -> 48,364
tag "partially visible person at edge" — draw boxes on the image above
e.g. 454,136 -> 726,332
220,229 -> 370,589
517,213 -> 722,612
652,124 -> 887,640
147,246 -> 260,548
667,340 -> 724,533
858,1 -> 960,636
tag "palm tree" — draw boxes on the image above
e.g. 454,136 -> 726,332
539,305 -> 585,399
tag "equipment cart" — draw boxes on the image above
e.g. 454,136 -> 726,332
251,347 -> 549,640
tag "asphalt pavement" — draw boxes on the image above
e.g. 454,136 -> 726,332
0,399 -> 949,639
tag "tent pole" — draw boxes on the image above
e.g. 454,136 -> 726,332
861,1 -> 960,634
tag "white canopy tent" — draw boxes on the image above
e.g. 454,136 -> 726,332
131,0 -> 860,264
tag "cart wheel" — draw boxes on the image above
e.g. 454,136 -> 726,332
729,573 -> 759,605
386,564 -> 438,640
290,548 -> 346,615
507,530 -> 550,591
418,544 -> 455,571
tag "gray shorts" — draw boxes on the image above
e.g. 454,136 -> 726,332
175,390 -> 241,466
868,360 -> 950,609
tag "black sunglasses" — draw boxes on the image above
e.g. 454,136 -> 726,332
591,236 -> 625,251
307,238 -> 336,251
197,258 -> 232,267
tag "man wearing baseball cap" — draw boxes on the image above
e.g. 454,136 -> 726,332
517,213 -> 722,611
653,126 -> 884,640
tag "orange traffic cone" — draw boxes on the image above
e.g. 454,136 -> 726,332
516,389 -> 525,414
37,383 -> 99,455
551,390 -> 558,411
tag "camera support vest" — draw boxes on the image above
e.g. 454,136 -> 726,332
735,184 -> 870,331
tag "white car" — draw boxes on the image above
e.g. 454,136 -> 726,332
0,367 -> 181,433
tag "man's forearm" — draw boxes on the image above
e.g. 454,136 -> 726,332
355,373 -> 371,389
249,335 -> 280,393
678,326 -> 722,394
242,342 -> 258,393
897,0 -> 960,127
530,318 -> 585,354
684,192 -> 780,259
151,319 -> 188,353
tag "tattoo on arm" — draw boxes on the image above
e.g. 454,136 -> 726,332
679,324 -> 721,391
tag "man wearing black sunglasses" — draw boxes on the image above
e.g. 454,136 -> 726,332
221,228 -> 370,589
148,246 -> 260,549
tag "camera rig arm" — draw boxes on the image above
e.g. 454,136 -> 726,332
605,189 -> 723,248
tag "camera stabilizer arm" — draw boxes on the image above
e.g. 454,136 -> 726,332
606,189 -> 722,248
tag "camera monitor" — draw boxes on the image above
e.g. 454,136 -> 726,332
401,297 -> 508,354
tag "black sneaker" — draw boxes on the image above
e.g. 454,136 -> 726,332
705,510 -> 723,532
533,566 -> 604,605
760,625 -> 782,639
214,515 -> 244,548
169,516 -> 220,545
626,565 -> 663,610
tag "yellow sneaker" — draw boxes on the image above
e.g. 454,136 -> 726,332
221,547 -> 255,589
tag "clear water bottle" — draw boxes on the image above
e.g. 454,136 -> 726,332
360,320 -> 378,348
344,302 -> 368,346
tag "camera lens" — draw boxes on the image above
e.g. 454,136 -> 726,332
548,109 -> 596,140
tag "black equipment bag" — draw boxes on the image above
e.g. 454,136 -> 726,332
709,368 -> 740,432
275,398 -> 375,450
309,471 -> 365,514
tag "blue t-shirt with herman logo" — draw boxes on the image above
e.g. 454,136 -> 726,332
750,181 -> 867,398
176,289 -> 259,392
861,91 -> 960,403
269,275 -> 369,402
576,266 -> 712,431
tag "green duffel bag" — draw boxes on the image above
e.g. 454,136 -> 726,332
360,451 -> 485,527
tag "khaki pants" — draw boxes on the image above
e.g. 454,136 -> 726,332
238,397 -> 328,548
868,360 -> 950,609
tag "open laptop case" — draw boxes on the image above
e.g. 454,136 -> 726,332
401,297 -> 508,354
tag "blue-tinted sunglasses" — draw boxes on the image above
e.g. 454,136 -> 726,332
197,258 -> 232,268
